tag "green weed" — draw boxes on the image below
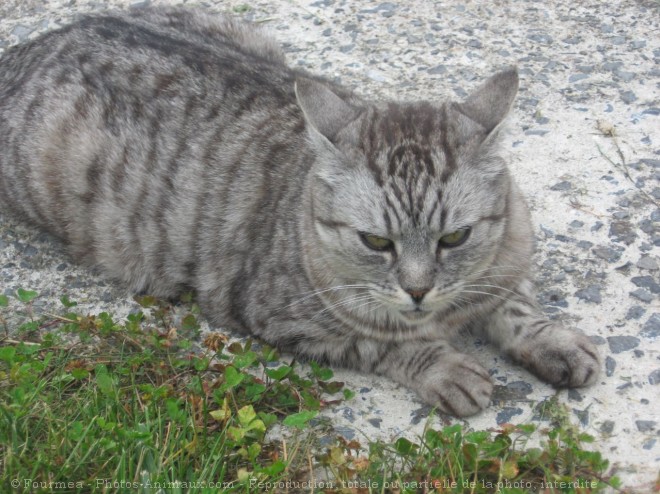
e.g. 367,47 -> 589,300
0,289 -> 620,493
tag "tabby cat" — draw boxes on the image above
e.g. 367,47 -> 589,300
0,7 -> 600,416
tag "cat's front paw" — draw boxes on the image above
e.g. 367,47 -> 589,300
416,354 -> 493,417
517,327 -> 600,388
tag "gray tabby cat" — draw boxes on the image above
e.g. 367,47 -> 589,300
0,7 -> 600,416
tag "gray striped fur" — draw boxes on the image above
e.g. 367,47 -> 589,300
0,7 -> 599,416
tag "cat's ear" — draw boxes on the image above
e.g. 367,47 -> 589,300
456,67 -> 518,136
295,78 -> 360,142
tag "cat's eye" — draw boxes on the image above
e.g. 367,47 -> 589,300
438,228 -> 471,248
359,232 -> 394,252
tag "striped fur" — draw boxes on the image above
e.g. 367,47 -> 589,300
0,7 -> 599,416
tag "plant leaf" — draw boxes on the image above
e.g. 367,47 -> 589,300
282,410 -> 317,429
16,288 -> 38,303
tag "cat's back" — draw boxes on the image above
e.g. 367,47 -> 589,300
0,7 -> 306,296
0,6 -> 289,105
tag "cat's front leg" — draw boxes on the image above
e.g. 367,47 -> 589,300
373,341 -> 493,417
484,279 -> 601,388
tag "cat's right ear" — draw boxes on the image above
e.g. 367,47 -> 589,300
456,67 -> 519,137
295,78 -> 360,143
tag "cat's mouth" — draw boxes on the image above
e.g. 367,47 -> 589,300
399,308 -> 433,323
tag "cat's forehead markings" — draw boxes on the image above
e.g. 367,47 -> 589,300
386,143 -> 435,180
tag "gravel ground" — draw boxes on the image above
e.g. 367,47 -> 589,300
1,0 -> 658,490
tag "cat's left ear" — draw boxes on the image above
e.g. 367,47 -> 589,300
455,67 -> 518,137
295,78 -> 360,143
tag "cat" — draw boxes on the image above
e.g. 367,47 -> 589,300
0,6 -> 600,416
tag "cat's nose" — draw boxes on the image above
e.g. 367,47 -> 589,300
406,288 -> 430,304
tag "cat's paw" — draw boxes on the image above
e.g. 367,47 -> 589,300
517,328 -> 600,388
416,354 -> 493,417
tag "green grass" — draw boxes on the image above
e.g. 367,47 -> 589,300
0,289 -> 621,493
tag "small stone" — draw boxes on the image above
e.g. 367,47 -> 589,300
550,180 -> 572,191
631,276 -> 660,294
639,219 -> 654,234
318,435 -> 334,447
643,439 -> 656,450
568,389 -> 583,402
592,246 -> 622,263
525,129 -> 550,136
603,61 -> 624,71
492,381 -> 533,402
342,407 -> 355,423
538,289 -> 568,308
648,369 -> 660,385
631,40 -> 646,49
600,420 -> 615,434
617,382 -> 633,391
569,220 -> 584,228
607,336 -> 640,354
368,418 -> 382,428
467,39 -> 482,48
427,64 -> 447,75
333,426 -> 355,440
637,256 -> 659,271
563,36 -> 580,45
634,349 -> 645,358
576,65 -> 594,74
23,245 -> 38,257
620,90 -> 637,104
11,24 -> 35,42
569,74 -> 589,83
640,313 -> 660,338
615,71 -> 636,82
651,210 -> 660,223
630,288 -> 653,303
527,33 -> 553,45
575,285 -> 602,304
626,305 -> 646,320
615,261 -> 633,273
577,240 -> 593,250
410,405 -> 432,425
635,420 -> 656,433
496,407 -> 523,425
605,356 -> 616,377
652,188 -> 660,200
610,36 -> 626,45
573,408 -> 589,426
609,221 -> 637,245
591,221 -> 604,232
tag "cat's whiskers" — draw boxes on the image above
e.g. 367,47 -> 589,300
460,289 -> 513,304
276,284 -> 373,313
469,265 -> 525,277
310,293 -> 376,321
463,283 -> 521,298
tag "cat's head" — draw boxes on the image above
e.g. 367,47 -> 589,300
296,69 -> 528,336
